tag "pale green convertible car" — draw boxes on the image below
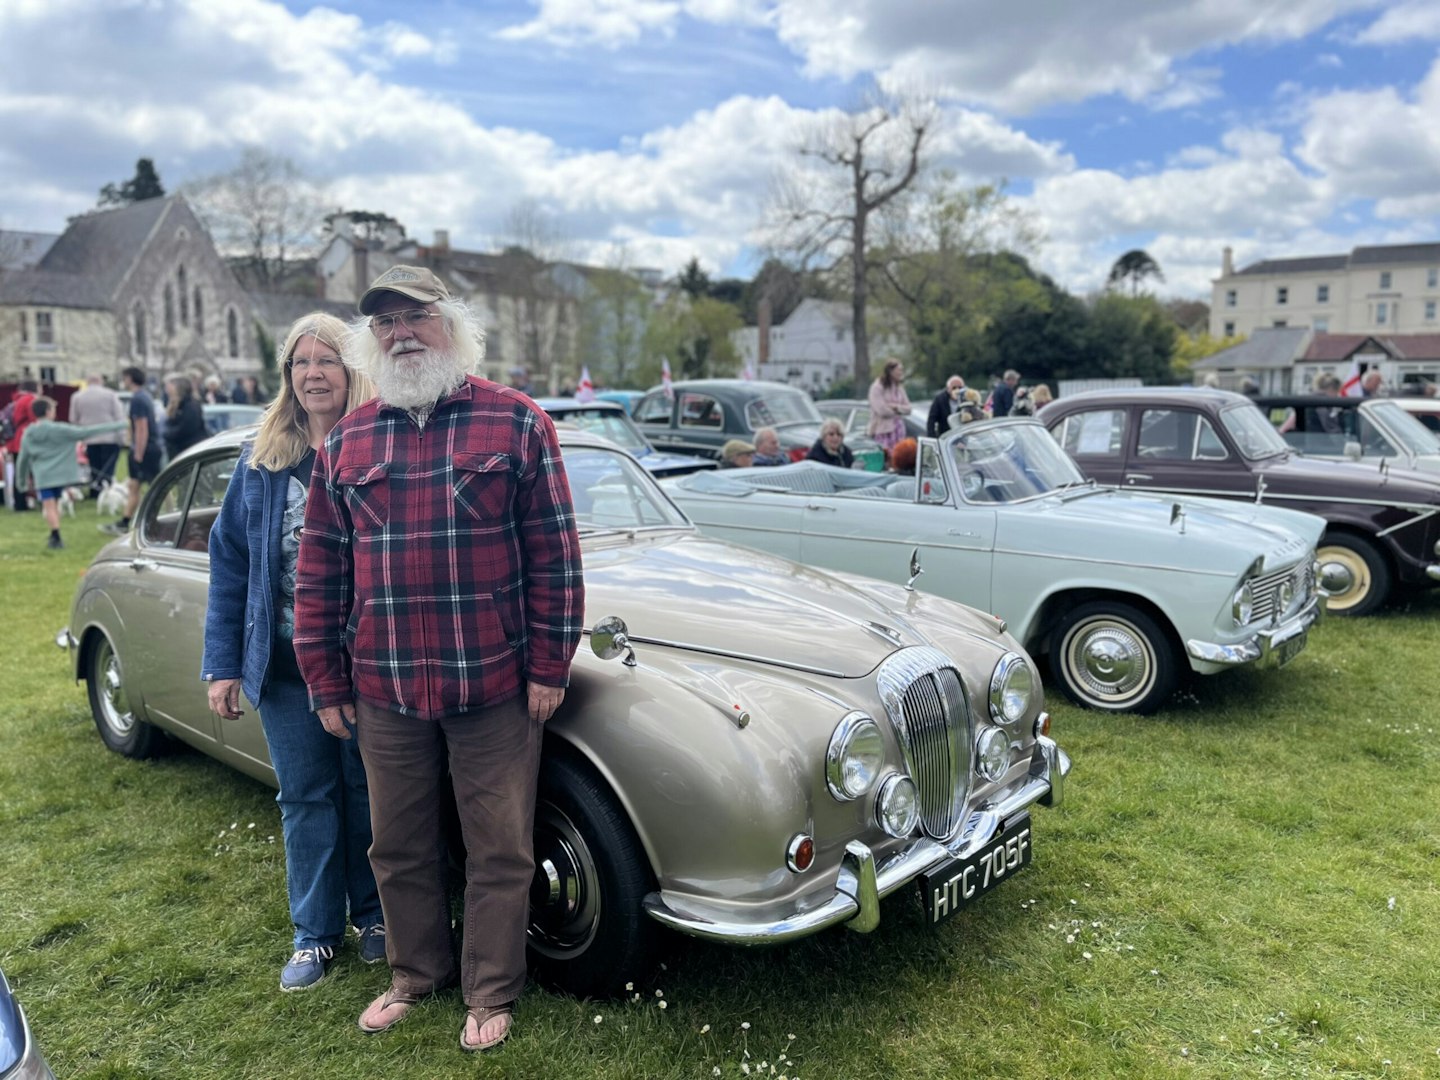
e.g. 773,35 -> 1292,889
60,427 -> 1069,997
666,419 -> 1327,715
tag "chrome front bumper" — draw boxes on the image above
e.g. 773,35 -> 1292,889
641,732 -> 1070,945
1427,564 -> 1440,582
1185,593 -> 1324,668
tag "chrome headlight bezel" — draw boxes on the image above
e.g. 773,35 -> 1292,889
975,725 -> 1010,782
1231,580 -> 1255,626
825,711 -> 885,801
989,652 -> 1035,725
875,774 -> 920,838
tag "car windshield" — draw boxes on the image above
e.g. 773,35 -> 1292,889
946,423 -> 1086,503
562,445 -> 690,531
550,407 -> 649,452
1367,401 -> 1440,456
1220,404 -> 1290,459
746,390 -> 821,429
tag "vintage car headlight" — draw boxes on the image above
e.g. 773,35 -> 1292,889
989,652 -> 1035,724
1231,581 -> 1255,625
875,774 -> 919,838
975,726 -> 1010,782
826,712 -> 884,801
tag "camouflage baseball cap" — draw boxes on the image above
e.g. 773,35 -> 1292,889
358,265 -> 452,315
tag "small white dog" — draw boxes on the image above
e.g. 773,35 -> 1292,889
96,481 -> 127,517
58,487 -> 85,517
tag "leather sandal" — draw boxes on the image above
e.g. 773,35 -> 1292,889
460,1002 -> 514,1052
358,986 -> 423,1034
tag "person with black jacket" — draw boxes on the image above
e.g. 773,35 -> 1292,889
163,374 -> 207,459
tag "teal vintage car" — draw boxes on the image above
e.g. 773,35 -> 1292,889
666,418 -> 1327,714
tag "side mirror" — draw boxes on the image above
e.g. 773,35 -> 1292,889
591,615 -> 637,667
1342,440 -> 1362,461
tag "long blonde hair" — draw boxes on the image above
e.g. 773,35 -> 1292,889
249,312 -> 375,472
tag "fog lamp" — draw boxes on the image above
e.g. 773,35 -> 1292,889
975,726 -> 1010,782
876,775 -> 919,838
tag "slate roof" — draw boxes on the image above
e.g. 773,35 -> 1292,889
1233,241 -> 1440,277
0,268 -> 108,309
0,230 -> 61,270
1192,327 -> 1312,370
250,291 -> 357,327
1301,333 -> 1440,362
1234,255 -> 1348,277
38,197 -> 172,301
1349,243 -> 1440,266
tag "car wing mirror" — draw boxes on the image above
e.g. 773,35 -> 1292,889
590,615 -> 638,666
1343,440 -> 1362,461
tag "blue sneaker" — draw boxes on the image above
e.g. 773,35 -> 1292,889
280,945 -> 335,992
357,924 -> 387,965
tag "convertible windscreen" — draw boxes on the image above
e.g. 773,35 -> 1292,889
947,426 -> 1088,504
562,446 -> 690,530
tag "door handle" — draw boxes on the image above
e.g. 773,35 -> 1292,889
1126,474 -> 1152,483
129,558 -> 160,572
806,503 -> 836,511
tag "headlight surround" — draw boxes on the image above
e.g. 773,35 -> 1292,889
975,725 -> 1010,782
989,652 -> 1035,724
825,712 -> 885,801
875,774 -> 919,837
1232,580 -> 1255,625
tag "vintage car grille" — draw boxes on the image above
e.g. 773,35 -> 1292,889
876,646 -> 972,841
1251,561 -> 1311,623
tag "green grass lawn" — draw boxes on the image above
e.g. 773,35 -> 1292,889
1,503 -> 1438,1078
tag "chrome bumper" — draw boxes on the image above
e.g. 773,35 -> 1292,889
1185,594 -> 1324,668
641,733 -> 1070,945
1427,564 -> 1440,582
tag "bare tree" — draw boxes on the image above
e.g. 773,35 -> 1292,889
768,97 -> 934,386
185,148 -> 326,288
492,200 -> 578,394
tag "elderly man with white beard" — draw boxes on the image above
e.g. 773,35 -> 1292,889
292,265 -> 584,1052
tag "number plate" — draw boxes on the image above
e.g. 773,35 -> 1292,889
918,816 -> 1032,926
1274,631 -> 1307,668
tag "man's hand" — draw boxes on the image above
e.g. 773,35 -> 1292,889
318,702 -> 357,739
207,678 -> 244,721
528,683 -> 565,724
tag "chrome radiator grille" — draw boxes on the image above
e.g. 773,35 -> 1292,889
1251,561 -> 1309,623
877,647 -> 972,841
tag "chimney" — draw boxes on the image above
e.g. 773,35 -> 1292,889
354,244 -> 369,299
434,229 -> 450,252
1222,246 -> 1234,277
758,296 -> 772,370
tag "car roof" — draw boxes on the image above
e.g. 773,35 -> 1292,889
646,378 -> 807,394
1049,386 -> 1250,409
1253,394 -> 1365,408
536,397 -> 626,414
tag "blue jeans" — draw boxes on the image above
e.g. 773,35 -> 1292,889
259,678 -> 382,949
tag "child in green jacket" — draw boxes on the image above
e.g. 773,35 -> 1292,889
15,396 -> 127,549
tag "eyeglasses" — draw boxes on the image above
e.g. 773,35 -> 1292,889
370,309 -> 441,336
287,355 -> 344,372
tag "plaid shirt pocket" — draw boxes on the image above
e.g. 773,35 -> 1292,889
452,451 -> 513,524
336,463 -> 390,530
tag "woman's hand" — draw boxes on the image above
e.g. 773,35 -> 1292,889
207,678 -> 245,721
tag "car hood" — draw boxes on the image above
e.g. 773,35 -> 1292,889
580,530 -> 1003,677
1255,454 -> 1440,504
1014,487 -> 1322,570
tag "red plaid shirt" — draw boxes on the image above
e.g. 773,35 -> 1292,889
294,376 -> 583,719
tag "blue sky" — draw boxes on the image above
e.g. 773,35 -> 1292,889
2,0 -> 1438,300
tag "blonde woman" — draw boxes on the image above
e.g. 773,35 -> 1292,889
201,313 -> 382,992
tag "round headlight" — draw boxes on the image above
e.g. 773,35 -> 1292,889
1232,581 -> 1255,625
826,712 -> 884,801
989,652 -> 1035,724
875,775 -> 919,838
975,726 -> 1010,782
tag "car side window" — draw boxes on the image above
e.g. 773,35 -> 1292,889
140,463 -> 196,549
918,440 -> 947,504
679,393 -> 722,429
1356,415 -> 1398,457
1059,409 -> 1125,457
1194,417 -> 1229,460
633,392 -> 672,425
178,452 -> 240,552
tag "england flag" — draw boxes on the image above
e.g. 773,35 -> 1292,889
576,365 -> 596,402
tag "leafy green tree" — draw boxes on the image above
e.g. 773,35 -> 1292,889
677,257 -> 712,300
982,273 -> 1089,384
644,296 -> 742,379
1172,329 -> 1246,383
98,158 -> 165,207
1107,249 -> 1164,297
1083,293 -> 1178,382
577,261 -> 652,388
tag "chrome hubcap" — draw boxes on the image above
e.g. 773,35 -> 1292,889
527,804 -> 598,957
98,645 -> 134,735
1067,621 -> 1151,702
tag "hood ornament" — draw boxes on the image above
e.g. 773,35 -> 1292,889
1169,503 -> 1187,535
905,547 -> 925,592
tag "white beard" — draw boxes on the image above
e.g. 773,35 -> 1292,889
375,341 -> 469,411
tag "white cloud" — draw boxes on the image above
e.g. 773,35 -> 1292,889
1353,1 -> 1440,44
496,0 -> 682,48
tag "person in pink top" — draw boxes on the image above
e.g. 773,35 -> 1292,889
866,357 -> 911,456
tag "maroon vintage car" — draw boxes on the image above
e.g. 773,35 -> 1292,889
1042,387 -> 1440,616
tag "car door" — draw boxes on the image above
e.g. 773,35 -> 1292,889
1052,406 -> 1128,485
671,390 -> 729,457
633,390 -> 678,447
1121,405 -> 1260,499
124,455 -> 220,745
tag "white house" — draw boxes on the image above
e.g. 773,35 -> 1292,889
731,298 -> 907,393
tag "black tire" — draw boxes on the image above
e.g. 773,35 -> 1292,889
1047,601 -> 1179,714
528,754 -> 657,998
85,632 -> 160,758
1315,532 -> 1391,616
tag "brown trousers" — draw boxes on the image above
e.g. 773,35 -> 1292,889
355,694 -> 541,1007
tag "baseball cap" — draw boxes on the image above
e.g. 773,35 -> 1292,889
722,439 -> 756,459
358,265 -> 452,315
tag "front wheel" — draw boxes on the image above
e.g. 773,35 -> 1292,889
528,754 -> 657,998
1315,533 -> 1391,616
1047,601 -> 1178,714
85,632 -> 160,758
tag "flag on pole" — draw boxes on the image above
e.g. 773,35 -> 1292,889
661,357 -> 674,398
1340,359 -> 1363,397
741,360 -> 755,381
576,365 -> 596,402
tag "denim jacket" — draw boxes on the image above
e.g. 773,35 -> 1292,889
201,443 -> 292,709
